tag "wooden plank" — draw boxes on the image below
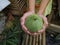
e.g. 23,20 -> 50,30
35,35 -> 38,45
25,34 -> 29,45
58,0 -> 60,16
39,33 -> 42,45
42,32 -> 46,45
50,24 -> 60,29
33,36 -> 36,45
21,32 -> 46,45
22,34 -> 26,45
48,24 -> 60,33
29,35 -> 33,45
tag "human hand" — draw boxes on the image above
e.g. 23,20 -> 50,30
37,14 -> 48,33
20,11 -> 48,35
20,11 -> 35,35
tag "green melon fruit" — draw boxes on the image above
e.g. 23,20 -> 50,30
25,14 -> 43,32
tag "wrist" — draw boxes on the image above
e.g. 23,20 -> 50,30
38,9 -> 44,15
38,12 -> 43,15
28,10 -> 35,13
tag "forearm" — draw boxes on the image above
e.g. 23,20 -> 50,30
29,0 -> 35,12
38,0 -> 49,15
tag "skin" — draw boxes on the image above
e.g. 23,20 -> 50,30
38,0 -> 50,15
20,0 -> 49,35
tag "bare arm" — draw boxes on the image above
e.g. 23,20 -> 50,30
38,0 -> 49,15
29,0 -> 35,12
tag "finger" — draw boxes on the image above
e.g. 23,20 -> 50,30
39,15 -> 48,28
33,33 -> 38,35
25,30 -> 36,35
26,30 -> 33,35
31,32 -> 39,35
21,25 -> 31,35
37,25 -> 46,33
20,17 -> 25,23
42,16 -> 48,25
37,29 -> 44,33
21,24 -> 28,32
38,29 -> 45,33
21,24 -> 34,35
39,15 -> 48,25
26,26 -> 45,35
21,21 -> 24,25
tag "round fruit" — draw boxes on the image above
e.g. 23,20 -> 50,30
25,14 -> 43,32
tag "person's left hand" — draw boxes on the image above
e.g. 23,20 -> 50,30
37,15 -> 48,33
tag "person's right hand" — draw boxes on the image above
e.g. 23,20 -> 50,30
20,11 -> 35,35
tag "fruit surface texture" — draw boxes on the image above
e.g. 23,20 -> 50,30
25,14 -> 43,32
